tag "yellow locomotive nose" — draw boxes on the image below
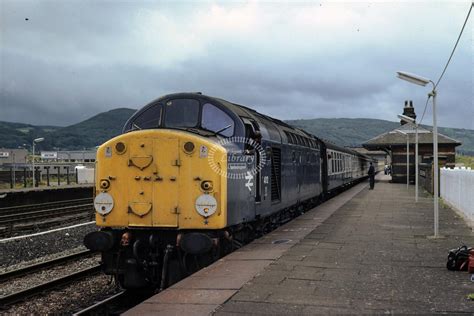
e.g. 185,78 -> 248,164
94,129 -> 227,229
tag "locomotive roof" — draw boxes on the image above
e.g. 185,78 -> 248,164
149,92 -> 372,159
156,92 -> 313,138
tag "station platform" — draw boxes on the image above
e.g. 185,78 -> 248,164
0,184 -> 93,207
0,183 -> 93,194
126,174 -> 474,315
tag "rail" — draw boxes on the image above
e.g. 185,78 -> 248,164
0,199 -> 95,238
0,249 -> 95,282
0,265 -> 101,308
72,291 -> 127,316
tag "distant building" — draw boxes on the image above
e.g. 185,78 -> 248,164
363,100 -> 462,183
351,147 -> 389,168
41,150 -> 97,163
0,148 -> 28,166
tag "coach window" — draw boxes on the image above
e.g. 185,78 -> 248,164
131,103 -> 162,130
201,103 -> 235,137
165,98 -> 200,128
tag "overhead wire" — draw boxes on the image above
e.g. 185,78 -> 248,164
418,2 -> 473,126
418,95 -> 431,126
434,2 -> 473,89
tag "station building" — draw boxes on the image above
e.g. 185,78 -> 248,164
0,149 -> 96,187
363,101 -> 461,184
351,147 -> 389,170
41,150 -> 97,163
0,148 -> 28,166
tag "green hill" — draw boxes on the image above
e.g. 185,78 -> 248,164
46,108 -> 136,150
0,121 -> 60,149
287,118 -> 400,147
0,110 -> 473,155
286,118 -> 474,155
0,108 -> 135,151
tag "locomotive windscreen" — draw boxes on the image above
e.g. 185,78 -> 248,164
165,98 -> 200,128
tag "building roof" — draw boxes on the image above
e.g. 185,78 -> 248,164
351,147 -> 387,156
363,124 -> 461,150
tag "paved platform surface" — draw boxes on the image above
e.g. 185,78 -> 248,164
126,175 -> 474,315
0,183 -> 93,194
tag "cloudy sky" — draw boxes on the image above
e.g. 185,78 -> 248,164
1,0 -> 472,129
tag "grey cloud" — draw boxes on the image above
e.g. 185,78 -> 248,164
0,1 -> 472,130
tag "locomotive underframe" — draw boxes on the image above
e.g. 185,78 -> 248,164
89,194 -> 324,290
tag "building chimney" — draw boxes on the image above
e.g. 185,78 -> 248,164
400,100 -> 417,125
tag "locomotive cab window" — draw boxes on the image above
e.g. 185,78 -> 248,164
129,103 -> 162,130
202,103 -> 235,137
164,99 -> 200,128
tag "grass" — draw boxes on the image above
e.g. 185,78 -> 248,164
456,154 -> 474,169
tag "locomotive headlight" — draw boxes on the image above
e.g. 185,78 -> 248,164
183,141 -> 195,153
94,192 -> 114,215
115,142 -> 126,154
201,180 -> 213,191
195,194 -> 217,218
100,179 -> 110,190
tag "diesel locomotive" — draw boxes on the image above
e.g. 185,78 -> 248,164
84,92 -> 376,289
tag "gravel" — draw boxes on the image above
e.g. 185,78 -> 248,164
4,274 -> 121,315
0,255 -> 101,296
0,223 -> 134,315
0,223 -> 97,269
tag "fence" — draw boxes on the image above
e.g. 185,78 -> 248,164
440,167 -> 474,225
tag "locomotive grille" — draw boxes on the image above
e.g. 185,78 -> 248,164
270,147 -> 281,201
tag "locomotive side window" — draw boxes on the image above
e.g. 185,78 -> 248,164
332,154 -> 335,174
131,103 -> 162,130
165,99 -> 200,128
202,103 -> 235,137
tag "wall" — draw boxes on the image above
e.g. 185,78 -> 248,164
0,148 -> 28,165
391,143 -> 456,184
419,163 -> 433,194
440,167 -> 474,226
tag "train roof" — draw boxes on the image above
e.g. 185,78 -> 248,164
136,93 -> 374,157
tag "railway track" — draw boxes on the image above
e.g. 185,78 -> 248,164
72,289 -> 155,316
0,250 -> 100,308
0,198 -> 94,238
0,250 -> 95,282
72,291 -> 127,316
0,198 -> 93,216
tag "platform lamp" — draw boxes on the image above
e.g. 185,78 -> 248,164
398,114 -> 419,202
397,71 -> 439,238
395,130 -> 410,189
32,137 -> 45,188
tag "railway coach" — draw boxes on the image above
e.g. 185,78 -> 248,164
84,92 -> 377,289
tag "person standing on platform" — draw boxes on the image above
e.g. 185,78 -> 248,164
368,162 -> 375,190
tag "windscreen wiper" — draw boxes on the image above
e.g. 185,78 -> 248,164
214,124 -> 232,135
131,123 -> 142,131
197,125 -> 232,137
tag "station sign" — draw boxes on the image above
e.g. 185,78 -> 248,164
0,152 -> 9,158
41,151 -> 58,159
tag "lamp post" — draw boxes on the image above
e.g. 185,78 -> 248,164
32,137 -> 45,188
398,114 -> 419,202
397,71 -> 438,238
12,151 -> 16,189
396,130 -> 410,189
